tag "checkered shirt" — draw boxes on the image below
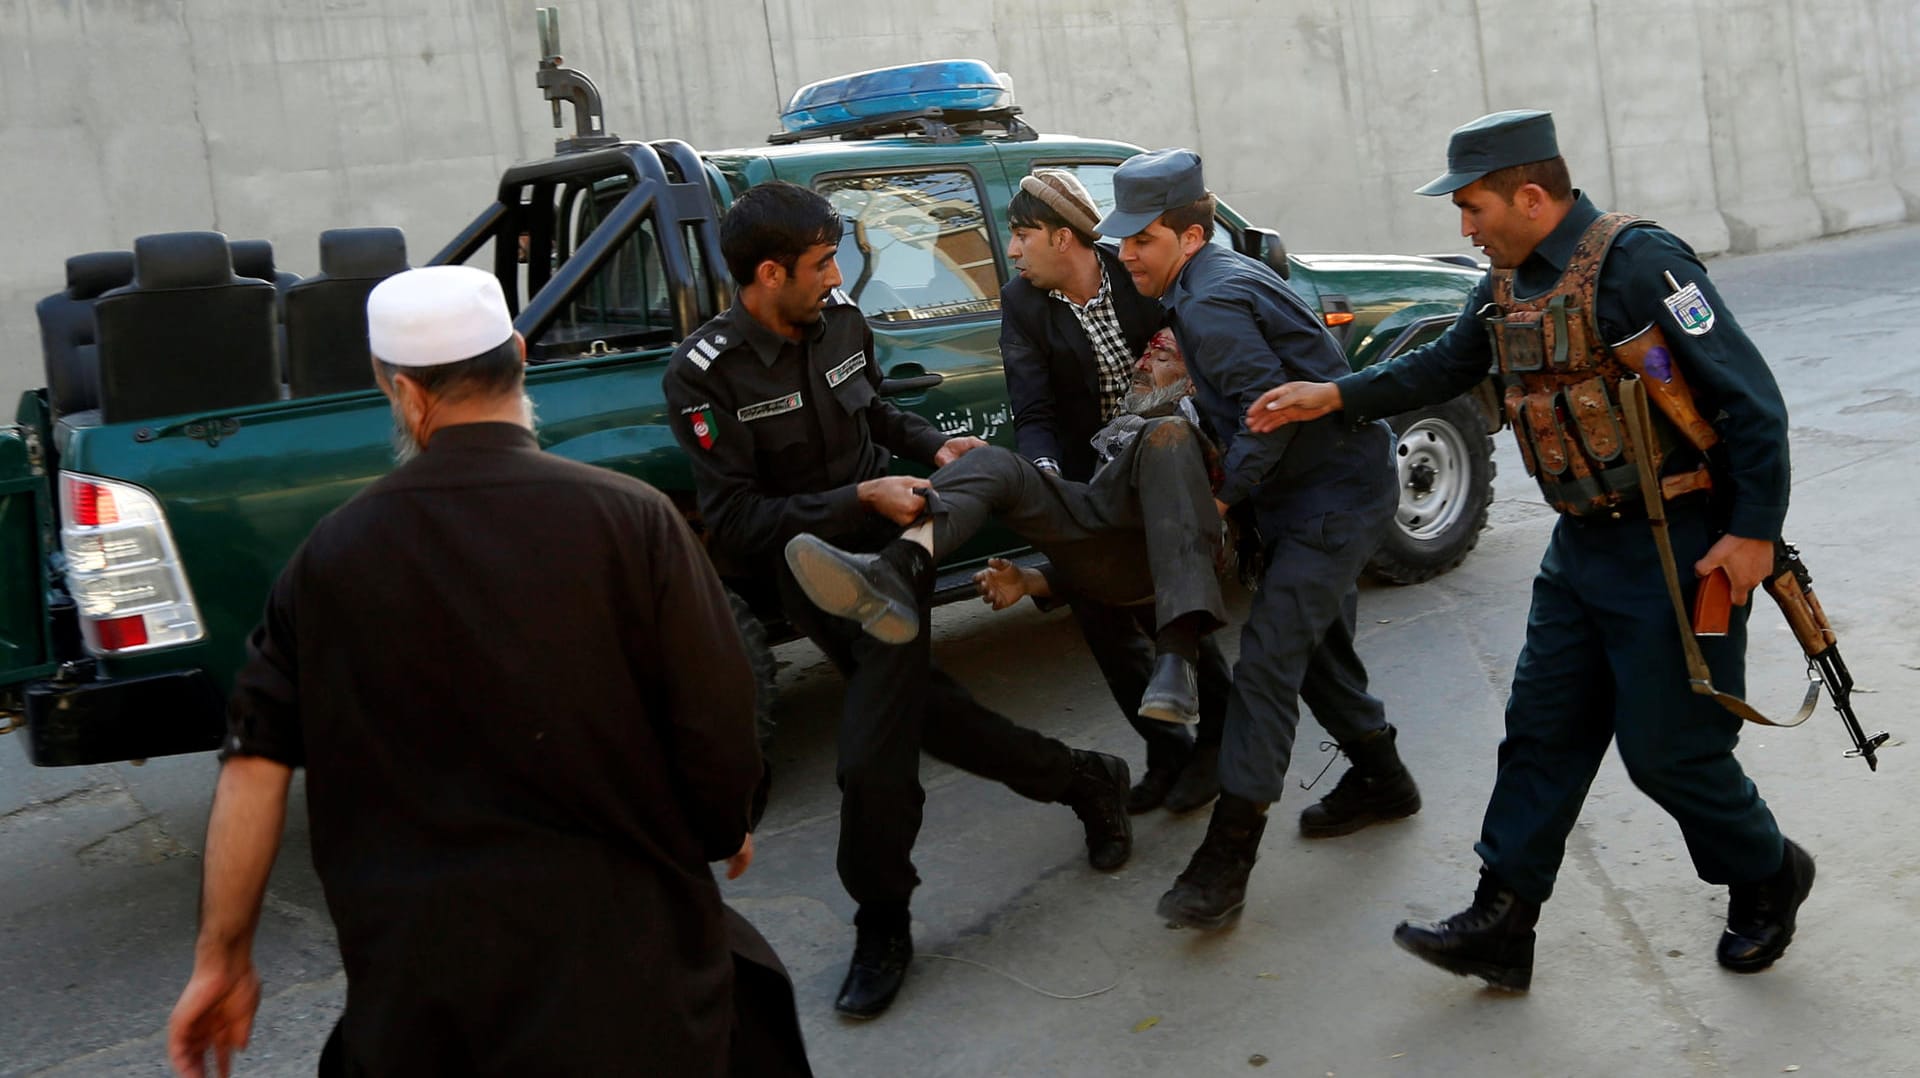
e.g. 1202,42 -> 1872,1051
1051,262 -> 1135,422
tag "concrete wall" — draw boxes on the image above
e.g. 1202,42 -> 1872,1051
4,0 -> 1917,403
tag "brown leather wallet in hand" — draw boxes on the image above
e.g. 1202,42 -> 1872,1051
1692,566 -> 1732,637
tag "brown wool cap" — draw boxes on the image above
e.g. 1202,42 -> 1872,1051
1019,169 -> 1101,240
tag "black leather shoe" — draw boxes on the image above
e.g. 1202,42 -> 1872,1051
1156,795 -> 1268,929
1162,741 -> 1221,815
1393,869 -> 1538,991
1718,838 -> 1815,973
1299,724 -> 1422,838
784,534 -> 920,644
834,924 -> 913,1019
1062,750 -> 1133,870
1127,759 -> 1183,814
1138,653 -> 1199,725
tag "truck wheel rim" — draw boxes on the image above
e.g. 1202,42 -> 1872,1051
1394,418 -> 1470,542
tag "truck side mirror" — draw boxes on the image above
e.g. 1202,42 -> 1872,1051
1245,227 -> 1290,280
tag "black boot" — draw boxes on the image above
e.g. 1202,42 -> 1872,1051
1392,869 -> 1539,991
1162,740 -> 1220,814
1127,748 -> 1186,815
835,910 -> 913,1019
1156,794 -> 1268,929
1138,652 -> 1199,725
784,534 -> 925,644
1718,838 -> 1816,973
1061,750 -> 1133,870
1298,724 -> 1422,838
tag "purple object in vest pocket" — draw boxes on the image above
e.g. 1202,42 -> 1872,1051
1643,345 -> 1674,383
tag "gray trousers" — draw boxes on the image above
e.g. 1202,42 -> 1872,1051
925,418 -> 1227,634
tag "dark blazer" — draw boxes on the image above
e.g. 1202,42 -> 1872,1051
999,244 -> 1166,482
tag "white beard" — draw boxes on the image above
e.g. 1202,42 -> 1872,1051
390,394 -> 538,465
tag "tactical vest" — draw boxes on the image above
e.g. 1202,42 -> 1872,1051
1486,213 -> 1714,517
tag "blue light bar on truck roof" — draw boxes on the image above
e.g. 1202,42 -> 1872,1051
779,59 -> 1014,135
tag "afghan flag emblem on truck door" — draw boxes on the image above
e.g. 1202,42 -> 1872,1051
682,403 -> 717,449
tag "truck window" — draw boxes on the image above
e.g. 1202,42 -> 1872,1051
1033,162 -> 1237,253
816,170 -> 1001,323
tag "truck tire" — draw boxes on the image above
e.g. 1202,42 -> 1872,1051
725,587 -> 780,749
1366,395 -> 1495,585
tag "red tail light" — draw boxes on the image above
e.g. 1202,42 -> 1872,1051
93,614 -> 150,650
68,476 -> 120,526
58,472 -> 204,655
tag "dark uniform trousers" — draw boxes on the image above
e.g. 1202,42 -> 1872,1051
1479,500 -> 1784,905
1220,422 -> 1399,803
776,542 -> 1074,908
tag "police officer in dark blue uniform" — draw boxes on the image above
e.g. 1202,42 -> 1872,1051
1096,150 -> 1424,930
1249,111 -> 1814,990
662,181 -> 1133,1019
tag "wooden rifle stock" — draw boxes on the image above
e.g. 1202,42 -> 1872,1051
1611,323 -> 1720,453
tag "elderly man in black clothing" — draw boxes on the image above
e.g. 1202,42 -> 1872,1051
168,266 -> 808,1077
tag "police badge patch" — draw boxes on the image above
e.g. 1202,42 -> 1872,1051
737,392 -> 803,422
826,351 -> 867,388
1664,281 -> 1716,336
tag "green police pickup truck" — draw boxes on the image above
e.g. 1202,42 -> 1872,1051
0,34 -> 1493,768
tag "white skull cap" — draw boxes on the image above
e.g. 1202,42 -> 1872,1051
367,265 -> 514,368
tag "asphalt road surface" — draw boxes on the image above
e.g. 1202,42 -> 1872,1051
4,225 -> 1916,1078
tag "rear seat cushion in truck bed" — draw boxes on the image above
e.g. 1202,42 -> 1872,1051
35,250 -> 135,415
94,231 -> 281,424
285,227 -> 409,397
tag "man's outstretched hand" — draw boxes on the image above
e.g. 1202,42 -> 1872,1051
973,556 -> 1048,610
1246,382 -> 1342,432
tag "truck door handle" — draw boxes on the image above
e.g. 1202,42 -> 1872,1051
880,372 -> 944,395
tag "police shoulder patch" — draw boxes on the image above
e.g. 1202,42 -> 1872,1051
1663,280 -> 1715,336
679,402 -> 718,449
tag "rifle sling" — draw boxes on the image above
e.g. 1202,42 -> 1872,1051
1616,377 -> 1820,729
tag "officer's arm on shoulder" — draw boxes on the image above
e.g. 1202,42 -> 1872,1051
1614,235 -> 1790,541
999,305 -> 1065,470
1182,294 -> 1303,506
852,318 -> 949,466
631,493 -> 761,859
1335,275 -> 1496,424
663,358 -> 867,561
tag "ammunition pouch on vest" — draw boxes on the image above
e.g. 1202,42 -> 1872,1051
1487,212 -> 1717,517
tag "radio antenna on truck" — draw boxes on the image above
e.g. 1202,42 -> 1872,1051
535,8 -> 619,153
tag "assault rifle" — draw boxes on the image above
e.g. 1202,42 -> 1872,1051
1760,541 -> 1890,770
1618,376 -> 1891,771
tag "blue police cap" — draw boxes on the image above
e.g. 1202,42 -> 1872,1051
1416,110 -> 1559,196
1095,148 -> 1207,238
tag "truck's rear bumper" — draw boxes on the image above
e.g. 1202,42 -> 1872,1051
20,668 -> 224,766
